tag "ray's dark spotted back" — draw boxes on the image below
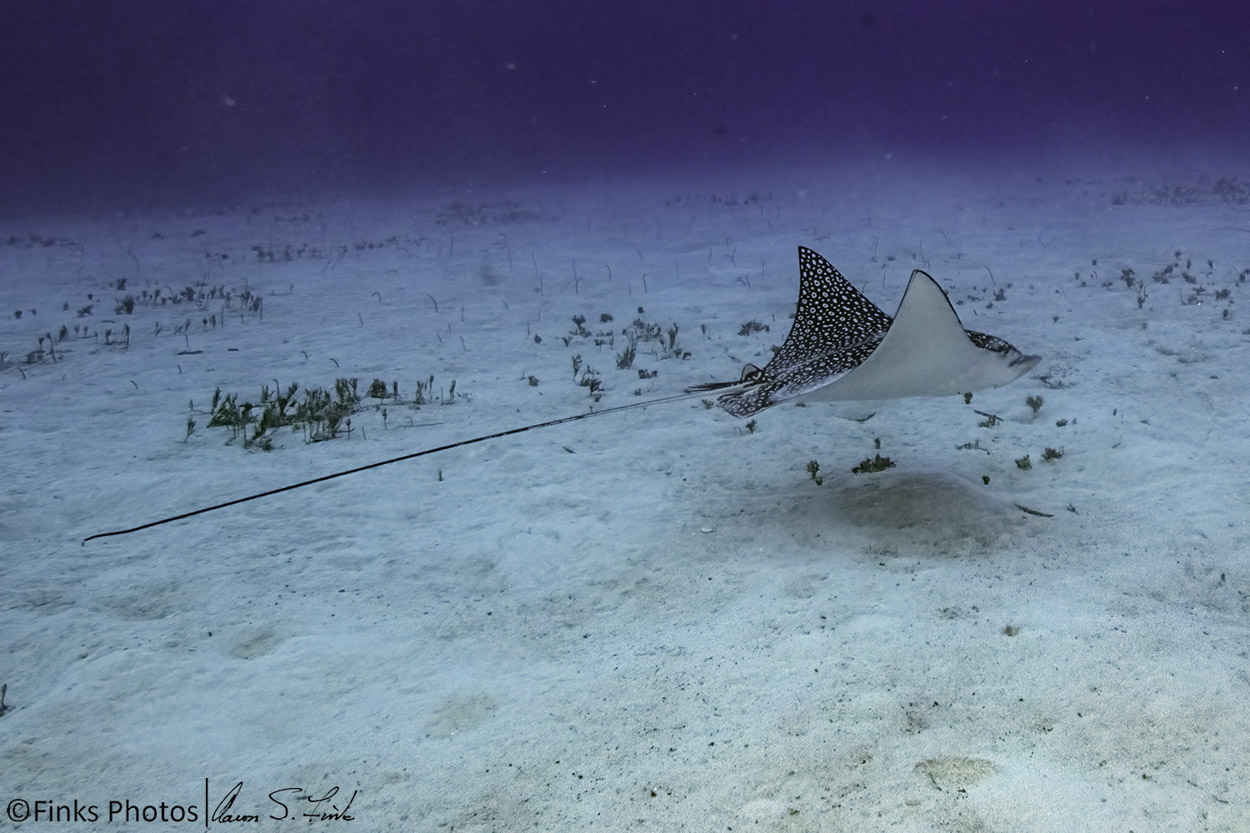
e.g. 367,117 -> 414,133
766,247 -> 893,375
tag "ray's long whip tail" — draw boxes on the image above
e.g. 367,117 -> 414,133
83,385 -> 744,545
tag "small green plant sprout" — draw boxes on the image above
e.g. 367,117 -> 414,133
576,365 -> 603,399
637,368 -> 657,379
963,392 -> 973,404
298,386 -> 336,439
183,415 -> 197,443
852,454 -> 895,474
1026,395 -> 1044,414
599,312 -> 614,323
1015,455 -> 1032,470
982,475 -> 991,485
335,377 -> 360,408
571,354 -> 582,378
570,315 -> 591,337
744,419 -> 757,434
623,316 -> 662,346
976,410 -> 1001,428
207,388 -> 252,441
616,335 -> 637,369
1055,418 -> 1068,427
806,459 -> 823,485
526,375 -> 539,387
702,399 -> 715,409
1120,267 -> 1136,288
1042,447 -> 1064,461
321,380 -> 361,435
367,378 -> 388,400
663,323 -> 690,359
117,321 -> 134,350
256,382 -> 300,441
413,376 -> 433,406
738,320 -> 769,335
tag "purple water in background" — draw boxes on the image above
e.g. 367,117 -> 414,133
2,0 -> 1245,210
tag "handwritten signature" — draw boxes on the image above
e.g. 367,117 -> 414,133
212,781 -> 357,824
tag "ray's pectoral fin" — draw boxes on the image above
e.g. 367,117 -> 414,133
799,269 -> 1040,403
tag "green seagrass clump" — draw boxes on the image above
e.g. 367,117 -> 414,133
851,454 -> 895,475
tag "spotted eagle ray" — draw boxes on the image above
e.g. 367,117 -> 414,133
85,247 -> 1039,543
690,247 -> 1040,415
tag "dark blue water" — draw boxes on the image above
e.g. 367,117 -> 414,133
3,0 -> 1245,210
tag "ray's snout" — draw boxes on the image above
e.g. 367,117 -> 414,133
1010,352 -> 1042,372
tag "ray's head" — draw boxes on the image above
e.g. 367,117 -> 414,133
963,329 -> 1041,388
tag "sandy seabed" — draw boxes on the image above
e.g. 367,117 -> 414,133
2,162 -> 1249,831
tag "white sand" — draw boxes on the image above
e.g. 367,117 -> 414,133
2,160 -> 1249,831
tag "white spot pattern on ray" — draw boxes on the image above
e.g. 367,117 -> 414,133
770,247 -> 894,372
